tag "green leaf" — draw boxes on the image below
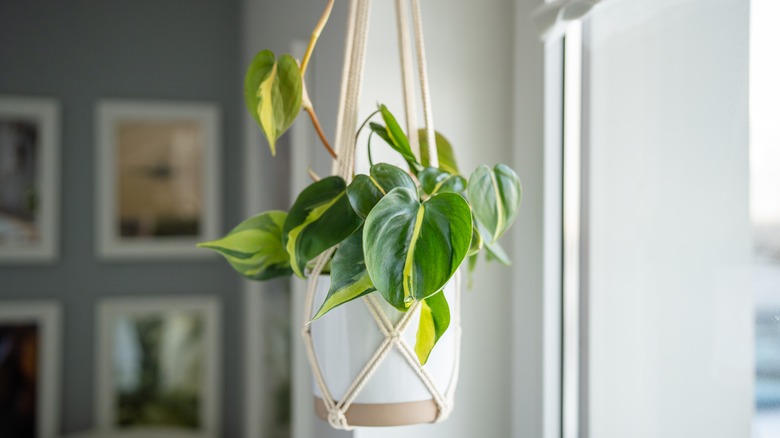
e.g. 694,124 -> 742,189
346,163 -> 417,218
311,229 -> 375,321
370,105 -> 423,174
244,50 -> 302,155
419,130 -> 459,175
467,164 -> 523,243
418,167 -> 467,197
363,187 -> 472,310
467,223 -> 483,257
484,239 -> 511,266
415,291 -> 450,366
473,219 -> 511,266
197,211 -> 292,280
283,176 -> 363,278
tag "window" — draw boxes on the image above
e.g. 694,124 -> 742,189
559,0 -> 759,437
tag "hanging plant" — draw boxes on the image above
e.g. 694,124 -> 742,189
198,0 -> 522,367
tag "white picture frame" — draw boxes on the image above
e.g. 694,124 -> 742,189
95,297 -> 221,436
95,100 -> 221,260
0,96 -> 60,263
0,300 -> 61,438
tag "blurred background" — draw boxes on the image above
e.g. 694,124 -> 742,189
0,0 -> 778,438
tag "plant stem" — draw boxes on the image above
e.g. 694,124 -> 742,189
300,0 -> 334,78
355,109 -> 381,140
367,131 -> 375,167
305,106 -> 337,159
307,167 -> 322,182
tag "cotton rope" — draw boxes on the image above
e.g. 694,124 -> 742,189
301,0 -> 460,430
395,0 -> 420,158
411,0 -> 437,168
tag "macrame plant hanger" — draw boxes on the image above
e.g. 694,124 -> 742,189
301,0 -> 462,430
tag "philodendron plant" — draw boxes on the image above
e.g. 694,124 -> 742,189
198,1 -> 522,366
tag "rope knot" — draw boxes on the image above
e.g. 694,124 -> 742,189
434,400 -> 453,423
389,331 -> 402,342
327,409 -> 351,430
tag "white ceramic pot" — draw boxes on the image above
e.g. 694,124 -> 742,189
308,274 -> 460,427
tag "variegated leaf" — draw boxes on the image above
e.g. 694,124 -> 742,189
283,176 -> 362,278
363,187 -> 472,310
244,50 -> 302,155
418,167 -> 467,197
467,164 -> 522,243
311,229 -> 375,321
197,211 -> 292,280
346,163 -> 417,219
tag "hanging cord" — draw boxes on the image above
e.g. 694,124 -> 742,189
411,0 -> 437,167
302,0 -> 458,430
395,0 -> 420,158
332,0 -> 372,180
331,0 -> 359,176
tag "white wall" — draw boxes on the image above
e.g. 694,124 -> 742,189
586,1 -> 752,437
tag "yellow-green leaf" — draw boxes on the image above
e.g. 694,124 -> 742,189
419,130 -> 459,175
197,211 -> 292,280
415,291 -> 450,365
244,50 -> 302,155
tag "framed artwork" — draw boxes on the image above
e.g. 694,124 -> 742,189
0,96 -> 60,263
95,100 -> 221,260
95,297 -> 221,436
0,301 -> 61,438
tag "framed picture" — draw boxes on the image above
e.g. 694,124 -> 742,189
95,297 -> 221,436
0,301 -> 61,438
0,96 -> 60,263
96,100 -> 221,260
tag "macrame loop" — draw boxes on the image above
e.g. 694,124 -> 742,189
327,409 -> 350,430
303,0 -> 460,430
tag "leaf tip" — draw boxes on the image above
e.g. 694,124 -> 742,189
415,347 -> 430,367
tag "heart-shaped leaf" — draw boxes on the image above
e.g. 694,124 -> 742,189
311,228 -> 375,321
467,164 -> 522,243
363,187 -> 472,310
283,176 -> 362,278
197,211 -> 292,280
346,163 -> 417,219
415,290 -> 450,366
418,167 -> 467,197
244,50 -> 302,155
419,130 -> 459,175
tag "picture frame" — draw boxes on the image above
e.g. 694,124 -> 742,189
95,100 -> 221,260
0,96 -> 60,263
0,300 -> 61,438
95,297 -> 221,436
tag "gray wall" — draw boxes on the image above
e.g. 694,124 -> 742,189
0,1 -> 245,435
